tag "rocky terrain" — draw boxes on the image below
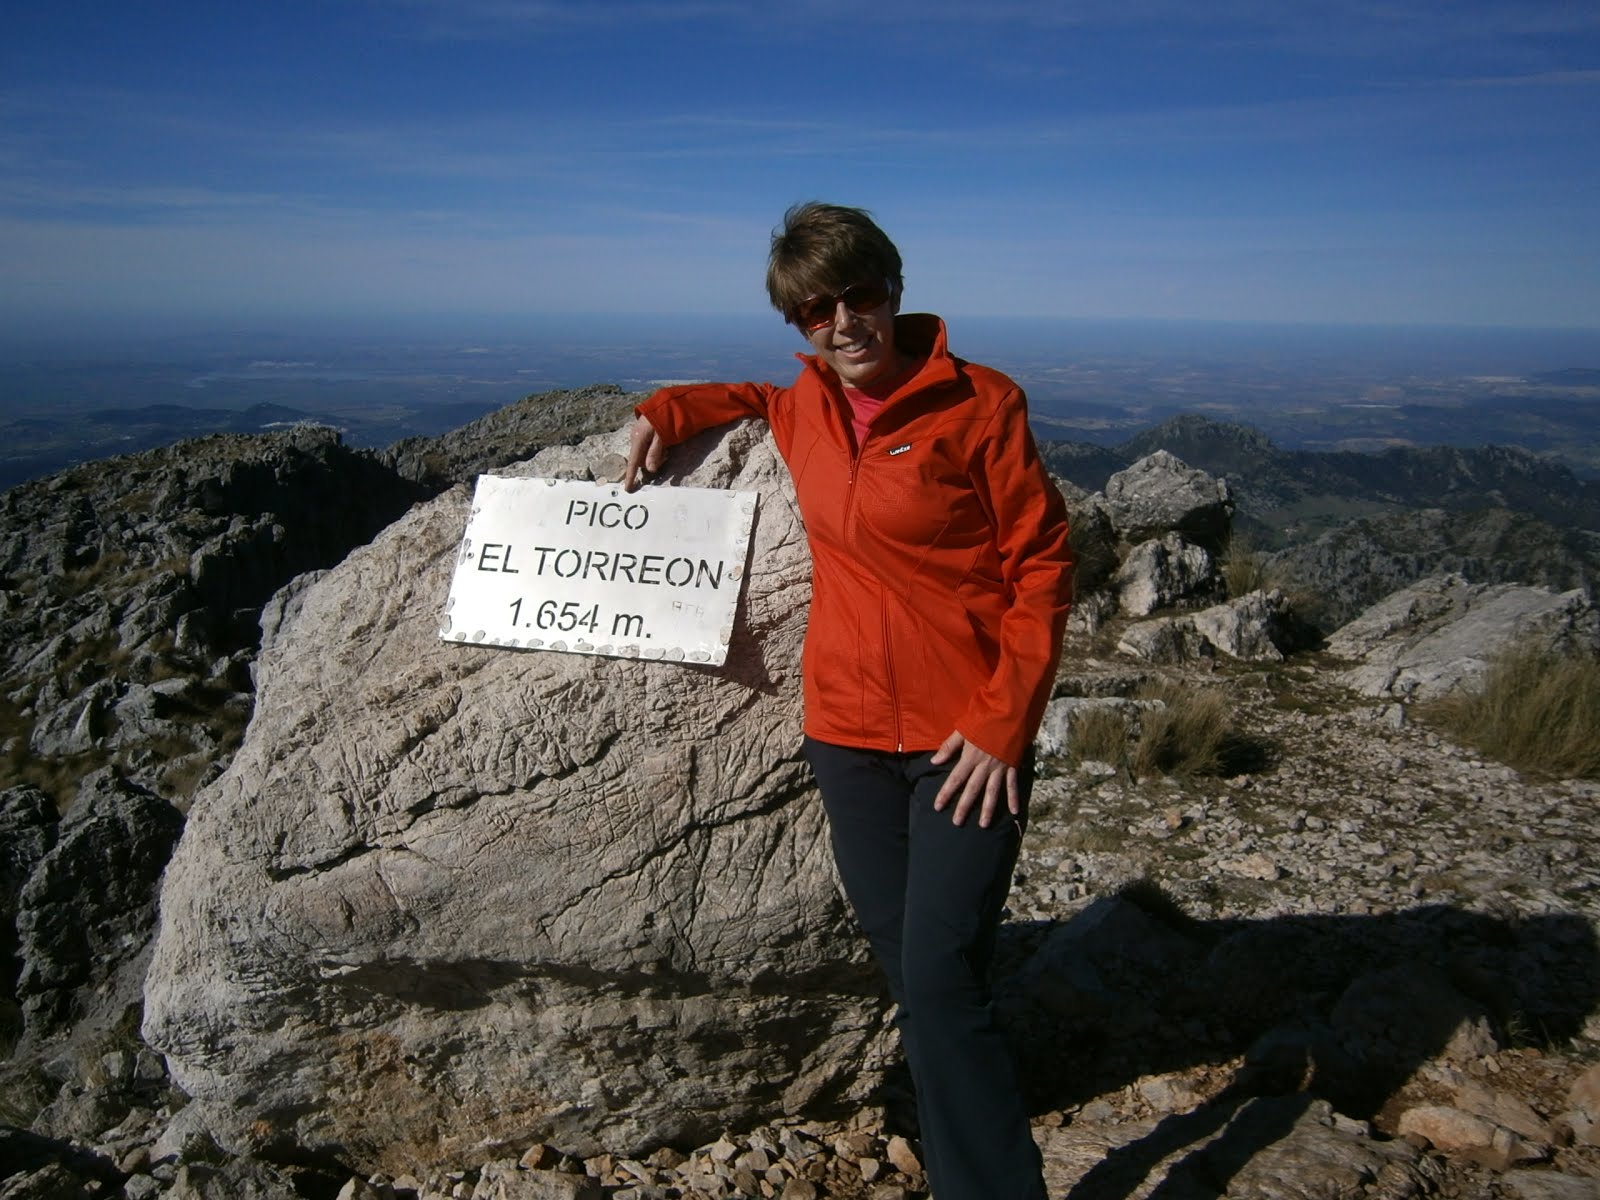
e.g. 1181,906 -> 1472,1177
1043,416 -> 1600,631
1,392 -> 1598,1200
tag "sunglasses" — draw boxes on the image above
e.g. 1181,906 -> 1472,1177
790,280 -> 893,332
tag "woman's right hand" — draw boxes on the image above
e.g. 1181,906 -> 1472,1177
621,415 -> 669,492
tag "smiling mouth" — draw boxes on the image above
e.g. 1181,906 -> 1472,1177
835,338 -> 872,354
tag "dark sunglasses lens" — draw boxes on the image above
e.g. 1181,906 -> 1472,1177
842,281 -> 890,313
795,281 -> 890,329
795,297 -> 835,329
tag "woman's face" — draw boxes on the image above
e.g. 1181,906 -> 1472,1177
797,281 -> 901,388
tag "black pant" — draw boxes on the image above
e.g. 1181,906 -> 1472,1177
803,737 -> 1046,1200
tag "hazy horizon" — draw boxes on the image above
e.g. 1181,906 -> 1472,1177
5,316 -> 1599,494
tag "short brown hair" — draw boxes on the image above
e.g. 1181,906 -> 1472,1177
766,202 -> 904,323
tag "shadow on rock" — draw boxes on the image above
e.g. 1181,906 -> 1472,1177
994,892 -> 1599,1198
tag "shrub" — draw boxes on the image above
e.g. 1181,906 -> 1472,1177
1425,639 -> 1600,779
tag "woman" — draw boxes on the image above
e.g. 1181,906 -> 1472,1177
623,202 -> 1071,1200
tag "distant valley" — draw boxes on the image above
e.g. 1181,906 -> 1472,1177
4,317 -> 1599,511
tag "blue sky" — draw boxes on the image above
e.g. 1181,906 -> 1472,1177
3,1 -> 1598,332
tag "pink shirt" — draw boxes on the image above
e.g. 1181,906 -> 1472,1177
842,357 -> 922,449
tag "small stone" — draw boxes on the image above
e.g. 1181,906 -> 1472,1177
474,1164 -> 604,1200
1220,852 -> 1281,880
616,1159 -> 653,1184
1398,1104 -> 1543,1171
1137,1074 -> 1203,1114
708,1137 -> 740,1164
858,1157 -> 882,1182
1561,1110 -> 1597,1147
735,1147 -> 772,1173
833,1132 -> 874,1160
779,1180 -> 818,1200
118,1145 -> 153,1175
1449,1079 -> 1558,1143
1568,1063 -> 1600,1119
779,1130 -> 818,1162
1079,1099 -> 1115,1122
519,1144 -> 560,1170
884,1135 -> 921,1175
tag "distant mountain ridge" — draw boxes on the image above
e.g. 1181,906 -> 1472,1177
1041,413 -> 1600,541
1038,413 -> 1600,627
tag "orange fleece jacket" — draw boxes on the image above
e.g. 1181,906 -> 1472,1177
636,314 -> 1074,766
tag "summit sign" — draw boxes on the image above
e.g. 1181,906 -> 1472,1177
441,476 -> 757,666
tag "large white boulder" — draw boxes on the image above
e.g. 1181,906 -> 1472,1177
143,421 -> 883,1176
1327,574 -> 1600,699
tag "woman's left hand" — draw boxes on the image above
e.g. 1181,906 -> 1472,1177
931,731 -> 1019,828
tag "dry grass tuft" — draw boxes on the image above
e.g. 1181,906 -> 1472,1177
1065,707 -> 1133,767
1425,640 -> 1600,779
1220,534 -> 1273,599
1131,681 -> 1233,779
1056,683 -> 1238,779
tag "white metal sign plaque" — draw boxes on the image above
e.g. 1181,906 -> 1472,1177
440,475 -> 757,666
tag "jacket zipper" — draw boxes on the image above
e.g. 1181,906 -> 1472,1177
882,602 -> 904,752
841,394 -> 904,752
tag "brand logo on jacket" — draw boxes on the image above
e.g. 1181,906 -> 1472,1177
888,443 -> 912,456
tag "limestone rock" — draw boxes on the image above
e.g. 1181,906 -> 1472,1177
1192,589 -> 1294,661
1062,494 -> 1118,599
143,420 -> 884,1176
1263,505 -> 1599,632
14,769 -> 183,1038
1326,574 -> 1600,700
1103,450 -> 1233,551
1116,590 -> 1293,664
0,425 -> 428,805
383,384 -> 643,490
1568,1062 -> 1600,1118
0,786 -> 56,909
1220,852 -> 1282,881
1114,615 -> 1212,664
1033,696 -> 1159,758
1446,1078 -> 1558,1144
472,1160 -> 603,1200
1397,1104 -> 1546,1170
883,1135 -> 921,1176
1114,534 -> 1217,617
168,1159 -> 305,1199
